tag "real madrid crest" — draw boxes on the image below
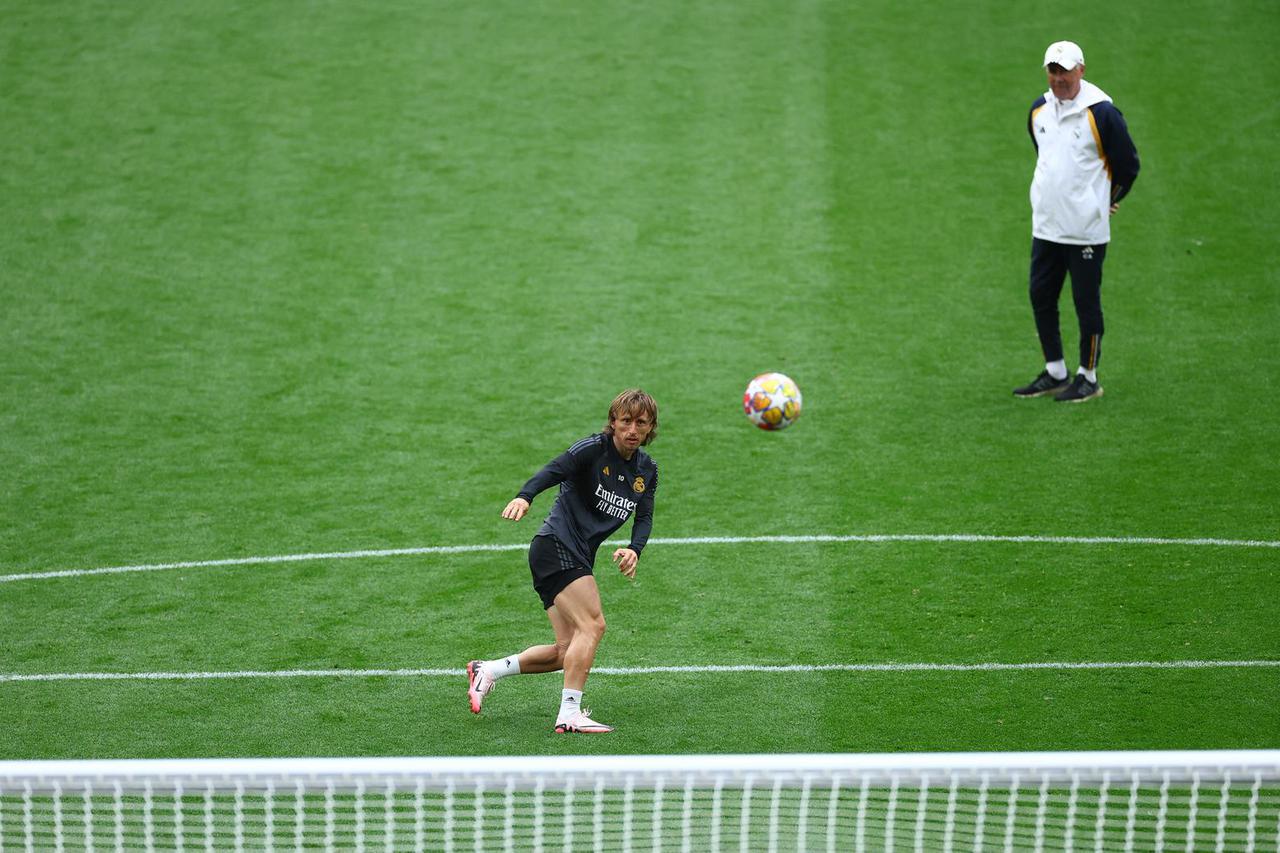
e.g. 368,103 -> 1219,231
632,476 -> 645,493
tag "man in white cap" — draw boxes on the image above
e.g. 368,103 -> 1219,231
1014,40 -> 1140,402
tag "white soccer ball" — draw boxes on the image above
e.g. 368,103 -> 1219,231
743,372 -> 803,431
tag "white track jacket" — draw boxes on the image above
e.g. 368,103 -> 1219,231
1028,79 -> 1140,245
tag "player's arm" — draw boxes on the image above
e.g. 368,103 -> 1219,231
1027,97 -> 1046,151
502,437 -> 598,521
612,465 -> 658,576
501,497 -> 531,520
1092,102 -> 1140,208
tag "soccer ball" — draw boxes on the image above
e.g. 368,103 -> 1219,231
743,372 -> 803,431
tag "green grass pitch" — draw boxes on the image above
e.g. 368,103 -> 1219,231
2,0 -> 1278,759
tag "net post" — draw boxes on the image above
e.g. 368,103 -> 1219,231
53,779 -> 65,853
942,771 -> 959,853
503,777 -> 515,853
383,777 -> 394,851
766,774 -> 783,853
1093,771 -> 1110,853
1034,772 -> 1050,851
710,775 -> 725,853
1153,770 -> 1171,852
204,780 -> 214,853
593,775 -> 606,853
23,780 -> 35,852
1184,770 -> 1201,853
174,781 -> 185,853
826,773 -> 845,853
293,779 -> 305,853
354,778 -> 366,851
1063,770 -> 1080,853
797,773 -> 813,853
1245,771 -> 1260,851
472,778 -> 485,853
144,779 -> 155,853
1002,772 -> 1019,853
234,779 -> 246,851
885,773 -> 900,853
442,778 -> 458,850
564,776 -> 575,852
1123,772 -> 1140,852
263,779 -> 275,853
855,772 -> 870,852
82,781 -> 93,852
973,772 -> 990,853
533,777 -> 546,853
417,777 -> 429,853
681,774 -> 696,853
915,772 -> 930,852
1214,771 -> 1231,852
113,779 -> 124,852
323,780 -> 336,851
620,775 -> 633,853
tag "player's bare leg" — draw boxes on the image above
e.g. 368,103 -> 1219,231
513,609 -> 573,674
468,605 -> 572,712
550,575 -> 612,733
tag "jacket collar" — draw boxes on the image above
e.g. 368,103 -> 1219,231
1044,79 -> 1112,117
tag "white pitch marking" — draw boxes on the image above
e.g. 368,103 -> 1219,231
1,660 -> 1277,684
2,533 -> 1278,584
0,544 -> 530,584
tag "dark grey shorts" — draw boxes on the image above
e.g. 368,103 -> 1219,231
528,534 -> 593,610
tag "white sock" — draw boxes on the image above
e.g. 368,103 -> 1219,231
1077,367 -> 1097,383
558,689 -> 583,721
1045,360 -> 1068,380
484,655 -> 521,680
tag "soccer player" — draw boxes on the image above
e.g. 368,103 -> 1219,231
1014,40 -> 1140,403
467,389 -> 660,733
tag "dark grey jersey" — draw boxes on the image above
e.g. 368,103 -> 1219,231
516,433 -> 658,570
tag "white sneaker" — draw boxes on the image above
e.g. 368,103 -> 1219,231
467,661 -> 494,714
554,709 -> 613,734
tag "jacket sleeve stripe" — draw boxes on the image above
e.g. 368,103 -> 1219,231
1028,102 -> 1046,149
1086,108 -> 1112,181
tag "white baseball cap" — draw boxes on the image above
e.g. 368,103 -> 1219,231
1043,40 -> 1085,70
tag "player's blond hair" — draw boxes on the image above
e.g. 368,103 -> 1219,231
604,389 -> 659,445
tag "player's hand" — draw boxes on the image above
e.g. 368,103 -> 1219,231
1110,202 -> 1120,215
612,548 -> 638,578
502,498 -> 529,521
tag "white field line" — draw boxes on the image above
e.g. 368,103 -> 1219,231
3,533 -> 1279,584
1,659 -> 1278,684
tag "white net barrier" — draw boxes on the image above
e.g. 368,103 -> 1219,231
2,751 -> 1278,851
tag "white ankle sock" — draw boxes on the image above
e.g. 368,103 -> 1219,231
485,655 -> 521,680
558,689 -> 583,721
1078,367 -> 1097,383
1045,360 -> 1068,380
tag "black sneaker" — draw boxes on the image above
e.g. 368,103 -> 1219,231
1054,374 -> 1104,403
1013,370 -> 1071,397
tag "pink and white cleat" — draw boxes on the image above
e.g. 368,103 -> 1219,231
554,709 -> 613,734
467,661 -> 494,714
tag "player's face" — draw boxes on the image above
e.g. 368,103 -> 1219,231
1045,62 -> 1084,101
610,410 -> 653,458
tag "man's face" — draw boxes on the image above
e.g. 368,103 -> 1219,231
1046,62 -> 1085,101
610,410 -> 653,456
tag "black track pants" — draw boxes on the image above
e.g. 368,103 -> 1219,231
1029,237 -> 1107,370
